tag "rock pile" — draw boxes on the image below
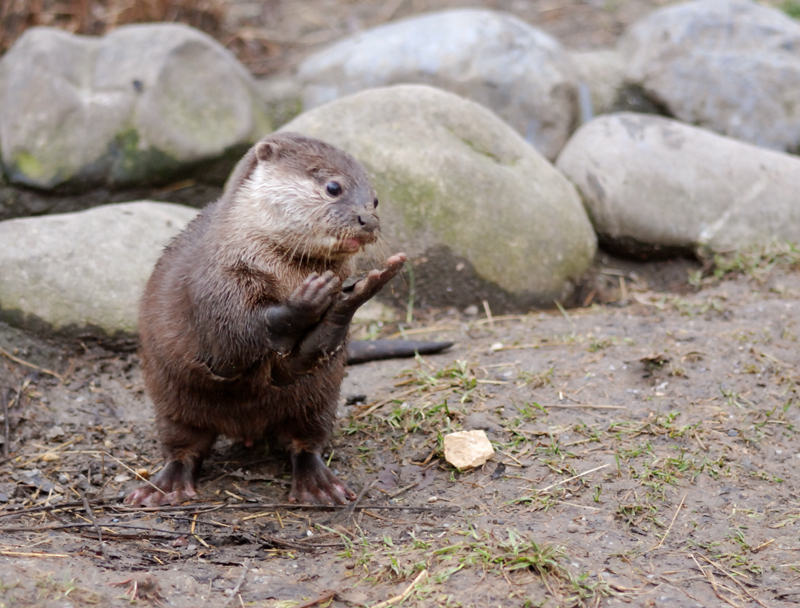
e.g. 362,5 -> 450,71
0,203 -> 197,337
282,85 -> 597,311
620,0 -> 800,154
2,0 -> 800,337
297,9 -> 579,161
556,113 -> 800,256
0,24 -> 270,218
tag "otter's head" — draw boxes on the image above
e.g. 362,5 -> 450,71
229,132 -> 380,262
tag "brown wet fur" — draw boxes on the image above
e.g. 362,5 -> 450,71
127,132 -> 404,506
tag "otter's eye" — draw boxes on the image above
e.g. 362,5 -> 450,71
373,198 -> 379,209
326,181 -> 342,197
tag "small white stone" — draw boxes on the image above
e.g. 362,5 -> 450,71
443,430 -> 495,469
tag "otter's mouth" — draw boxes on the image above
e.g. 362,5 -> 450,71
339,238 -> 364,253
337,232 -> 379,252
320,233 -> 377,255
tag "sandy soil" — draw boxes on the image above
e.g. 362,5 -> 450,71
4,1 -> 800,607
2,251 -> 800,607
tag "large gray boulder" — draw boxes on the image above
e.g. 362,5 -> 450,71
569,50 -> 625,119
297,9 -> 579,161
279,85 -> 597,311
0,24 -> 270,191
556,113 -> 800,256
620,0 -> 800,152
254,76 -> 303,130
0,202 -> 198,337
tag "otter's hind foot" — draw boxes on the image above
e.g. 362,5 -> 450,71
125,460 -> 199,507
289,450 -> 355,505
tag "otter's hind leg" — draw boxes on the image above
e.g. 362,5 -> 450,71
126,421 -> 217,506
274,405 -> 355,505
289,446 -> 356,505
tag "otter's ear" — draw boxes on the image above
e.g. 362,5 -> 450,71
256,141 -> 278,162
221,148 -> 258,196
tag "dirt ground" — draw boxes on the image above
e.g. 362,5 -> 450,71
3,248 -> 800,608
5,1 -> 800,607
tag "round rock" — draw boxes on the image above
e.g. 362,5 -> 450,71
0,24 -> 270,191
298,9 -> 579,160
0,202 -> 198,337
278,85 -> 597,311
569,49 -> 625,119
620,0 -> 800,152
556,113 -> 800,256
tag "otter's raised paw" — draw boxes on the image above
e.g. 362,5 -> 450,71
290,271 -> 341,318
338,253 -> 407,311
289,450 -> 355,505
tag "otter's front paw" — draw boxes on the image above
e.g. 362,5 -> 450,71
337,253 -> 407,313
289,271 -> 341,320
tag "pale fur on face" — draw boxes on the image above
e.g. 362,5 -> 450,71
236,163 -> 325,239
215,159 -> 366,290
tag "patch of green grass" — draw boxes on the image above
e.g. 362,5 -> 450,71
384,398 -> 459,435
781,0 -> 800,19
517,367 -> 554,389
35,574 -> 100,605
721,386 -> 752,409
752,470 -> 784,484
515,400 -> 548,421
587,336 -> 614,352
705,240 -> 800,283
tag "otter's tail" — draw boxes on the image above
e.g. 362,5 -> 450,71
347,339 -> 454,365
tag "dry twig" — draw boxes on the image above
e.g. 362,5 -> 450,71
0,346 -> 63,381
692,555 -> 743,608
294,590 -> 337,608
648,492 -> 686,552
0,550 -> 70,558
697,555 -> 768,608
2,387 -> 9,458
223,558 -> 251,607
80,489 -> 104,548
538,464 -> 610,493
353,386 -> 419,419
344,478 -> 375,523
541,403 -> 626,410
372,569 -> 428,608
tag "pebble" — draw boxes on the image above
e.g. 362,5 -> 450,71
567,522 -> 580,533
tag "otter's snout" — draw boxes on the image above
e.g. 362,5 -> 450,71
357,211 -> 379,233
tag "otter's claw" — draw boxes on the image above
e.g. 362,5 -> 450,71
339,253 -> 407,310
289,450 -> 355,505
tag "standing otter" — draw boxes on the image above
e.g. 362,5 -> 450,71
126,132 -> 406,506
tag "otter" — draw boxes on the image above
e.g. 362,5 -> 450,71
126,132 -> 407,506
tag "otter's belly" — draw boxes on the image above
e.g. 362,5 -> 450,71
179,355 -> 346,439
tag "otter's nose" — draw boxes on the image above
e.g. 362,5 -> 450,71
357,212 -> 379,233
